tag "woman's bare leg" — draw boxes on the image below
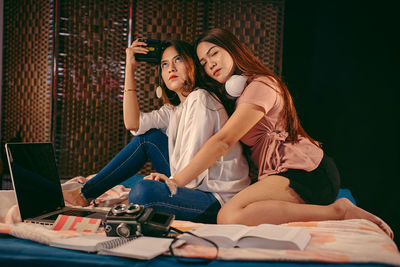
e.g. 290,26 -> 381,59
337,197 -> 393,238
218,175 -> 393,239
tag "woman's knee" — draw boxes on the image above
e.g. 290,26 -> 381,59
128,129 -> 164,145
217,203 -> 241,224
129,179 -> 160,204
143,129 -> 167,142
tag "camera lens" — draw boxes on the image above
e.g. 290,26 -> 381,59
111,204 -> 127,216
116,223 -> 131,238
125,204 -> 141,214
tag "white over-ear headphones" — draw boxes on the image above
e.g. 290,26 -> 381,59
225,75 -> 248,98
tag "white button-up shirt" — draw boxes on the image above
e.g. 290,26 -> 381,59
131,89 -> 250,204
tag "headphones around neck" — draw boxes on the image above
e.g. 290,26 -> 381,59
225,75 -> 248,98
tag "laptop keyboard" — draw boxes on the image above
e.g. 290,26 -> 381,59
63,210 -> 95,217
45,210 -> 96,220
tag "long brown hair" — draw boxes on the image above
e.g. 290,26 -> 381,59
158,40 -> 198,106
195,28 -> 320,146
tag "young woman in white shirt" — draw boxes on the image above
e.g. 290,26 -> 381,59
63,39 -> 249,223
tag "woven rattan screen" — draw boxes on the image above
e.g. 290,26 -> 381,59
53,0 -> 130,177
1,0 -> 284,179
1,0 -> 54,143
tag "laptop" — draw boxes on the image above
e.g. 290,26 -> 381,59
5,142 -> 107,225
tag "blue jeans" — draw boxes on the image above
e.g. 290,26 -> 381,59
129,179 -> 221,224
81,129 -> 170,200
81,129 -> 221,223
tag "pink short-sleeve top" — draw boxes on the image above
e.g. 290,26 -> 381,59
236,76 -> 323,178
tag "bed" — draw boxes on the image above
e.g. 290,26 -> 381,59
1,176 -> 399,267
0,234 -> 397,267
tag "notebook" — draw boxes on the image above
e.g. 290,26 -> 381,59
49,235 -> 181,259
5,142 -> 107,225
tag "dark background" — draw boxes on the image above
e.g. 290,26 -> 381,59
282,0 -> 399,246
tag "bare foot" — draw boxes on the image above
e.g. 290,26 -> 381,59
334,198 -> 393,239
62,185 -> 90,207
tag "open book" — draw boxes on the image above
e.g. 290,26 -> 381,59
179,224 -> 311,250
50,235 -> 179,260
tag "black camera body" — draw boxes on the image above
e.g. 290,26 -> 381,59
104,203 -> 174,238
135,39 -> 166,64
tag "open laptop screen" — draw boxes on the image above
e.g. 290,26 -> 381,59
6,143 -> 65,221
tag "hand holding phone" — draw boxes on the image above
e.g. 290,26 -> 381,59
134,39 -> 166,64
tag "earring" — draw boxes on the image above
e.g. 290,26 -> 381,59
225,75 -> 247,98
155,86 -> 163,99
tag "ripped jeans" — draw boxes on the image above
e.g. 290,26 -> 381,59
81,129 -> 220,223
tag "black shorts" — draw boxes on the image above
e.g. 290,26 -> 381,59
277,153 -> 341,205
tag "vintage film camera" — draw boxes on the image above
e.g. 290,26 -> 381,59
103,203 -> 174,238
134,39 -> 167,64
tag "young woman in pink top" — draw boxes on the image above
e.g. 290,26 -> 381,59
157,28 -> 393,238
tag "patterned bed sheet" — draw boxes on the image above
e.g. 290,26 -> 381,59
0,177 -> 399,266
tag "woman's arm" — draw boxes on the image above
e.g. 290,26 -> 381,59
123,40 -> 148,131
172,103 -> 265,186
